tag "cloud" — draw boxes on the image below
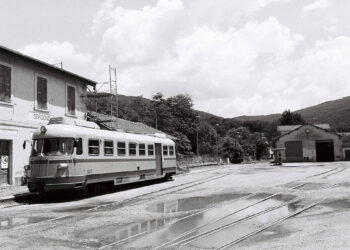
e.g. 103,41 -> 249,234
93,0 -> 304,117
303,0 -> 331,13
19,41 -> 93,77
17,0 -> 348,118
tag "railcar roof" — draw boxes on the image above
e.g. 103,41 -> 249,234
32,124 -> 175,144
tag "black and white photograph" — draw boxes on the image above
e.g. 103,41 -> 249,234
0,0 -> 350,249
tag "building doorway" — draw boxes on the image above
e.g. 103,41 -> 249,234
316,140 -> 334,162
0,140 -> 12,185
285,141 -> 303,162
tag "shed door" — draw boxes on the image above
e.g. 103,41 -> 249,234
316,140 -> 334,162
0,140 -> 11,185
345,149 -> 350,161
285,141 -> 303,162
155,143 -> 163,176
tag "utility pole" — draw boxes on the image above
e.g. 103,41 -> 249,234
196,115 -> 200,156
109,65 -> 117,129
215,123 -> 219,164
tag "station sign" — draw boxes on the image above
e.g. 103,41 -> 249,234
28,112 -> 51,121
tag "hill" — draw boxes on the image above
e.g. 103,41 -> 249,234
234,96 -> 350,131
235,114 -> 281,122
297,96 -> 350,131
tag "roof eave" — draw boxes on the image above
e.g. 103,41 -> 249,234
0,45 -> 97,86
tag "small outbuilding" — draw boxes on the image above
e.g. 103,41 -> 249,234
275,124 -> 344,162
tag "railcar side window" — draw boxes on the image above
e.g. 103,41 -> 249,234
169,146 -> 174,156
139,143 -> 145,156
129,142 -> 137,156
76,138 -> 83,155
104,140 -> 114,156
148,144 -> 154,156
88,139 -> 100,155
163,145 -> 168,156
117,142 -> 126,156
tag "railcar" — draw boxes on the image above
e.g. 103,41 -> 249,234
24,117 -> 177,193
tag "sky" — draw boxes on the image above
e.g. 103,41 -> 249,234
1,0 -> 350,118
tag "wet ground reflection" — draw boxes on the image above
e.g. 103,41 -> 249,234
147,192 -> 249,213
323,199 -> 350,209
0,216 -> 52,230
78,192 -> 301,249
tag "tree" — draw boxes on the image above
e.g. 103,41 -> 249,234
197,122 -> 217,156
173,132 -> 193,157
279,110 -> 305,125
220,136 -> 243,163
151,92 -> 170,131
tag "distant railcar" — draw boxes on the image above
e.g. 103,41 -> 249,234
24,117 -> 177,193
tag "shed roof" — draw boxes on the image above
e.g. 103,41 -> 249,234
0,45 -> 97,86
277,124 -> 330,133
276,124 -> 340,142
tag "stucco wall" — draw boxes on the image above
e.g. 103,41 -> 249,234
0,52 -> 90,185
276,125 -> 343,162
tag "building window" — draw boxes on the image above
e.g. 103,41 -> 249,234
36,76 -> 47,110
129,142 -> 137,156
88,139 -> 99,155
117,142 -> 126,156
0,64 -> 11,102
148,144 -> 154,156
67,85 -> 76,115
104,140 -> 114,156
169,146 -> 174,156
163,145 -> 168,156
139,143 -> 146,156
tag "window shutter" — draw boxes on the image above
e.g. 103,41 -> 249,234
37,76 -> 47,109
0,64 -> 11,102
67,86 -> 75,114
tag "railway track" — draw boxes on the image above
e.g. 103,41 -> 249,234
9,171 -> 230,230
3,166 -> 344,249
215,199 -> 325,250
87,172 -> 230,211
103,167 -> 341,249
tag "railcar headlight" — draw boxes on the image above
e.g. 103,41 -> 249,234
40,126 -> 47,134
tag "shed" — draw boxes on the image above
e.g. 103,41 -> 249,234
275,124 -> 343,162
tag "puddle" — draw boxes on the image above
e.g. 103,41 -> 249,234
0,216 -> 52,230
120,194 -> 301,249
323,199 -> 350,209
53,206 -> 97,213
236,224 -> 295,247
76,217 -> 174,248
186,201 -> 302,249
271,194 -> 296,202
297,183 -> 328,190
147,193 -> 249,213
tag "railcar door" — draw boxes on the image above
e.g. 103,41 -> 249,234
155,143 -> 163,176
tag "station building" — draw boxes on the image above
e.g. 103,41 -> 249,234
0,45 -> 96,185
275,124 -> 350,162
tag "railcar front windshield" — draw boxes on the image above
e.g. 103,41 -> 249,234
31,138 -> 75,156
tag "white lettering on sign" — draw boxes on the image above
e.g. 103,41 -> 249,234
32,113 -> 51,121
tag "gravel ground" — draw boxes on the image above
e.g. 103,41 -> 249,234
0,162 -> 349,249
0,185 -> 28,198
